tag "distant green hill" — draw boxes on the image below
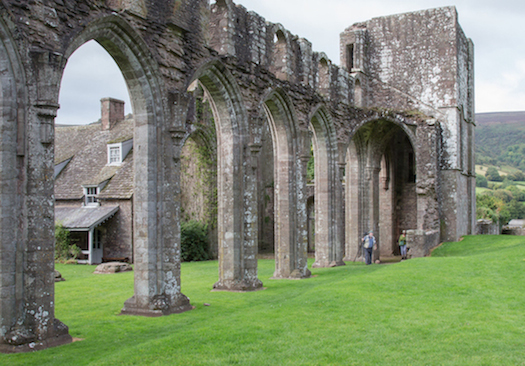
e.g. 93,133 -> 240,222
476,111 -> 525,170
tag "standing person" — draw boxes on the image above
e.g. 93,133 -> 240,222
398,230 -> 407,260
362,231 -> 376,265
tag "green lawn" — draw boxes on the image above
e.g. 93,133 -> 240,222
3,236 -> 525,365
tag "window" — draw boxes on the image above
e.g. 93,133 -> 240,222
84,186 -> 99,205
109,146 -> 120,164
107,139 -> 132,165
94,229 -> 102,250
346,44 -> 354,70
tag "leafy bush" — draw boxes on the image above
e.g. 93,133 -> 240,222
508,171 -> 525,181
55,223 -> 81,262
181,220 -> 209,262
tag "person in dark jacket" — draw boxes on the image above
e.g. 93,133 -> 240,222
362,231 -> 376,265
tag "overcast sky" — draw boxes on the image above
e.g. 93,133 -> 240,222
56,0 -> 525,125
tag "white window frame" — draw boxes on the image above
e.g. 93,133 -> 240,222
83,186 -> 99,206
107,139 -> 133,166
107,143 -> 122,165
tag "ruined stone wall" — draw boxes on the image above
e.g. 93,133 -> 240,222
476,219 -> 499,235
0,0 -> 476,352
358,7 -> 461,114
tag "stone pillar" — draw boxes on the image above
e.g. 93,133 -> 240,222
292,132 -> 312,278
213,128 -> 262,291
344,141 -> 361,262
335,162 -> 346,263
0,98 -> 72,352
409,119 -> 440,257
366,166 -> 380,262
311,126 -> 344,269
121,93 -> 192,316
241,143 -> 264,288
271,137 -> 296,280
379,158 -> 394,256
0,48 -> 73,352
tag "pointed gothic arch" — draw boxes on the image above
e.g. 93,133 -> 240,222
309,106 -> 345,268
262,89 -> 310,279
187,60 -> 262,291
63,14 -> 192,316
344,117 -> 418,262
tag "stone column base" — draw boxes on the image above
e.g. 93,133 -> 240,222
312,260 -> 346,268
271,267 -> 312,279
212,278 -> 263,292
120,293 -> 193,317
0,319 -> 72,354
406,229 -> 440,257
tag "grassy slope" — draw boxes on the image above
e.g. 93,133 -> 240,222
3,236 -> 525,365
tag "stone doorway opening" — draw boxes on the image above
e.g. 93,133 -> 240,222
345,119 -> 417,263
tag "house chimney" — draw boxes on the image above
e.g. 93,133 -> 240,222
101,97 -> 125,131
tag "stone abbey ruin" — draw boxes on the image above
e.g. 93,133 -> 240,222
0,0 -> 474,352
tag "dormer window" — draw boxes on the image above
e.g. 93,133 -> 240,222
107,138 -> 133,166
109,146 -> 121,164
83,180 -> 109,206
84,186 -> 99,206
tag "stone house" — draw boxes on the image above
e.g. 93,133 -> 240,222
54,98 -> 134,264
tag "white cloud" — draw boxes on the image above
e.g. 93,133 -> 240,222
477,59 -> 525,113
56,41 -> 131,125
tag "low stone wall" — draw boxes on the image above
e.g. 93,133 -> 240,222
476,219 -> 500,235
502,227 -> 524,236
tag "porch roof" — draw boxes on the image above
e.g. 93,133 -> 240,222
55,206 -> 119,231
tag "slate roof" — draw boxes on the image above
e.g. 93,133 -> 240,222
54,117 -> 134,200
55,206 -> 119,230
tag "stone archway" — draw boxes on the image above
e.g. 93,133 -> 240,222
309,107 -> 345,268
263,90 -> 310,279
345,118 -> 418,262
63,15 -> 193,316
188,61 -> 262,291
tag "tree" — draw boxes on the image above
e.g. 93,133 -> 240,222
506,185 -> 525,201
476,174 -> 488,188
485,167 -> 502,182
508,171 -> 525,181
500,199 -> 525,224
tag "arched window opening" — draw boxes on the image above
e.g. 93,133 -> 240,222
354,79 -> 363,108
274,30 -> 286,44
319,58 -> 330,96
346,43 -> 354,71
272,30 -> 288,80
